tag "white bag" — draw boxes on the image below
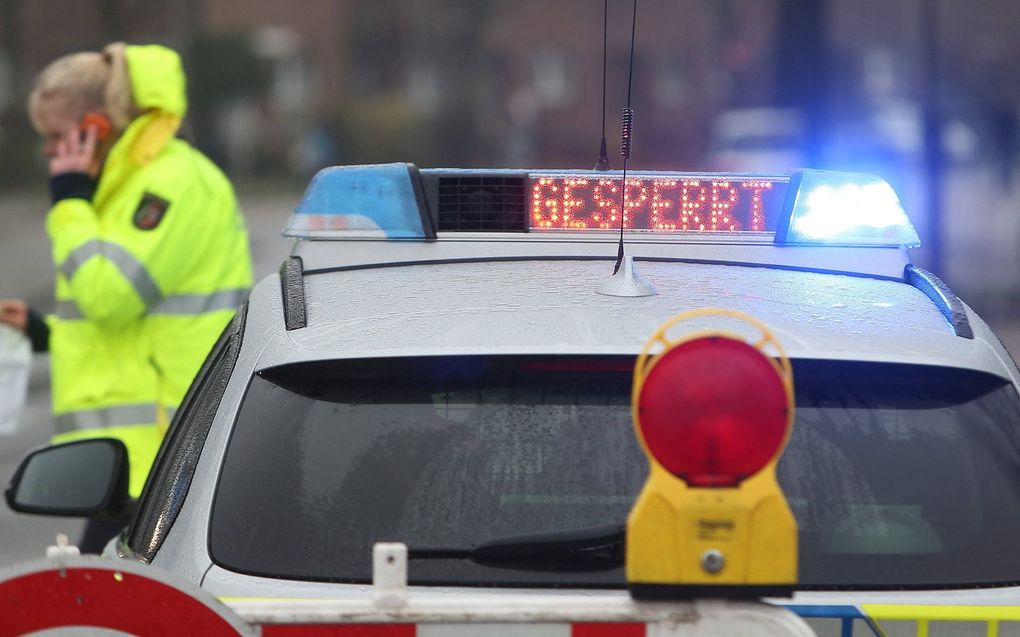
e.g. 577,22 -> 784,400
0,324 -> 30,434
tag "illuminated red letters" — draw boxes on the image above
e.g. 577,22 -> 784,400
680,180 -> 708,230
711,182 -> 739,231
740,180 -> 774,232
529,175 -> 782,232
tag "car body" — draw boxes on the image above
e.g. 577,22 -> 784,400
9,165 -> 1020,635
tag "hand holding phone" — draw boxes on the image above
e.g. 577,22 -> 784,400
48,112 -> 110,177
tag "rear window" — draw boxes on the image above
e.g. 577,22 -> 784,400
210,356 -> 1020,589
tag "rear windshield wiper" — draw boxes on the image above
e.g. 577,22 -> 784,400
408,523 -> 625,572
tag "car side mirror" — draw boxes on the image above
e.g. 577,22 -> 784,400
5,438 -> 130,517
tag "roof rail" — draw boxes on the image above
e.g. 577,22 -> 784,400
905,265 -> 973,339
279,256 -> 307,331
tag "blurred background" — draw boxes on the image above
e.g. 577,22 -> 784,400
0,0 -> 1017,295
2,0 -> 1020,561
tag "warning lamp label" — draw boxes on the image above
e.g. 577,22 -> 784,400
695,518 -> 737,542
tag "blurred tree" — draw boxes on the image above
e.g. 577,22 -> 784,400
336,95 -> 424,164
173,0 -> 202,65
0,0 -> 42,187
920,0 -> 943,276
428,1 -> 498,166
775,0 -> 829,167
0,0 -> 22,95
186,32 -> 269,167
343,0 -> 497,166
713,0 -> 751,107
189,33 -> 268,105
99,0 -> 124,42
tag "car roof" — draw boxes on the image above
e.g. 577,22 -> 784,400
249,252 -> 1013,380
243,164 -> 1018,382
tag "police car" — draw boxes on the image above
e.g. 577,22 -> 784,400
8,164 -> 1020,635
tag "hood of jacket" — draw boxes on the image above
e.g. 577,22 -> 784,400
122,45 -> 187,166
125,44 -> 187,117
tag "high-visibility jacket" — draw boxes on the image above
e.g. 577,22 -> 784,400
46,45 -> 252,497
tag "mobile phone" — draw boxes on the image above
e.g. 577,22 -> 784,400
79,112 -> 112,143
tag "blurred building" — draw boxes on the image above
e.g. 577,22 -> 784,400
3,0 -> 1020,314
0,0 -> 795,177
0,0 -> 1018,179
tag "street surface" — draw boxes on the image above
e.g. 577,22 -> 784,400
1,165 -> 1019,567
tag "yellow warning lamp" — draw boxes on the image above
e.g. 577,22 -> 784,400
627,308 -> 797,599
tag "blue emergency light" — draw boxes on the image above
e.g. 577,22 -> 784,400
283,163 -> 920,249
287,163 -> 428,239
774,170 -> 921,247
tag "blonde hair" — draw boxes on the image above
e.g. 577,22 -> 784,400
28,42 -> 140,133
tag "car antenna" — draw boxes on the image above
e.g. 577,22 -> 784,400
594,0 -> 611,171
598,0 -> 656,297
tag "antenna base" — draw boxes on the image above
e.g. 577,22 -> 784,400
597,256 -> 658,297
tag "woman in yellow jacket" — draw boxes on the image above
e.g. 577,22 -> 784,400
0,43 -> 252,549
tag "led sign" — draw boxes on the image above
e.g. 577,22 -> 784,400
530,175 -> 788,233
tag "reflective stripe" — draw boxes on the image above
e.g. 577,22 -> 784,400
55,289 -> 248,319
59,240 -> 162,306
861,605 -> 1020,622
165,406 -> 178,422
857,605 -> 1020,637
150,288 -> 248,315
55,403 -> 158,430
55,300 -> 83,319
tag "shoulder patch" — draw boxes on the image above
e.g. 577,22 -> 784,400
133,193 -> 170,231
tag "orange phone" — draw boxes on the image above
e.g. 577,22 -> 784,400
79,112 -> 112,143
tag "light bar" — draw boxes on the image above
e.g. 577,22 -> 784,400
775,170 -> 920,247
529,175 -> 787,232
283,164 -> 919,249
284,163 -> 428,239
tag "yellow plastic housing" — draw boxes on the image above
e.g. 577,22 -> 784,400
626,309 -> 798,592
